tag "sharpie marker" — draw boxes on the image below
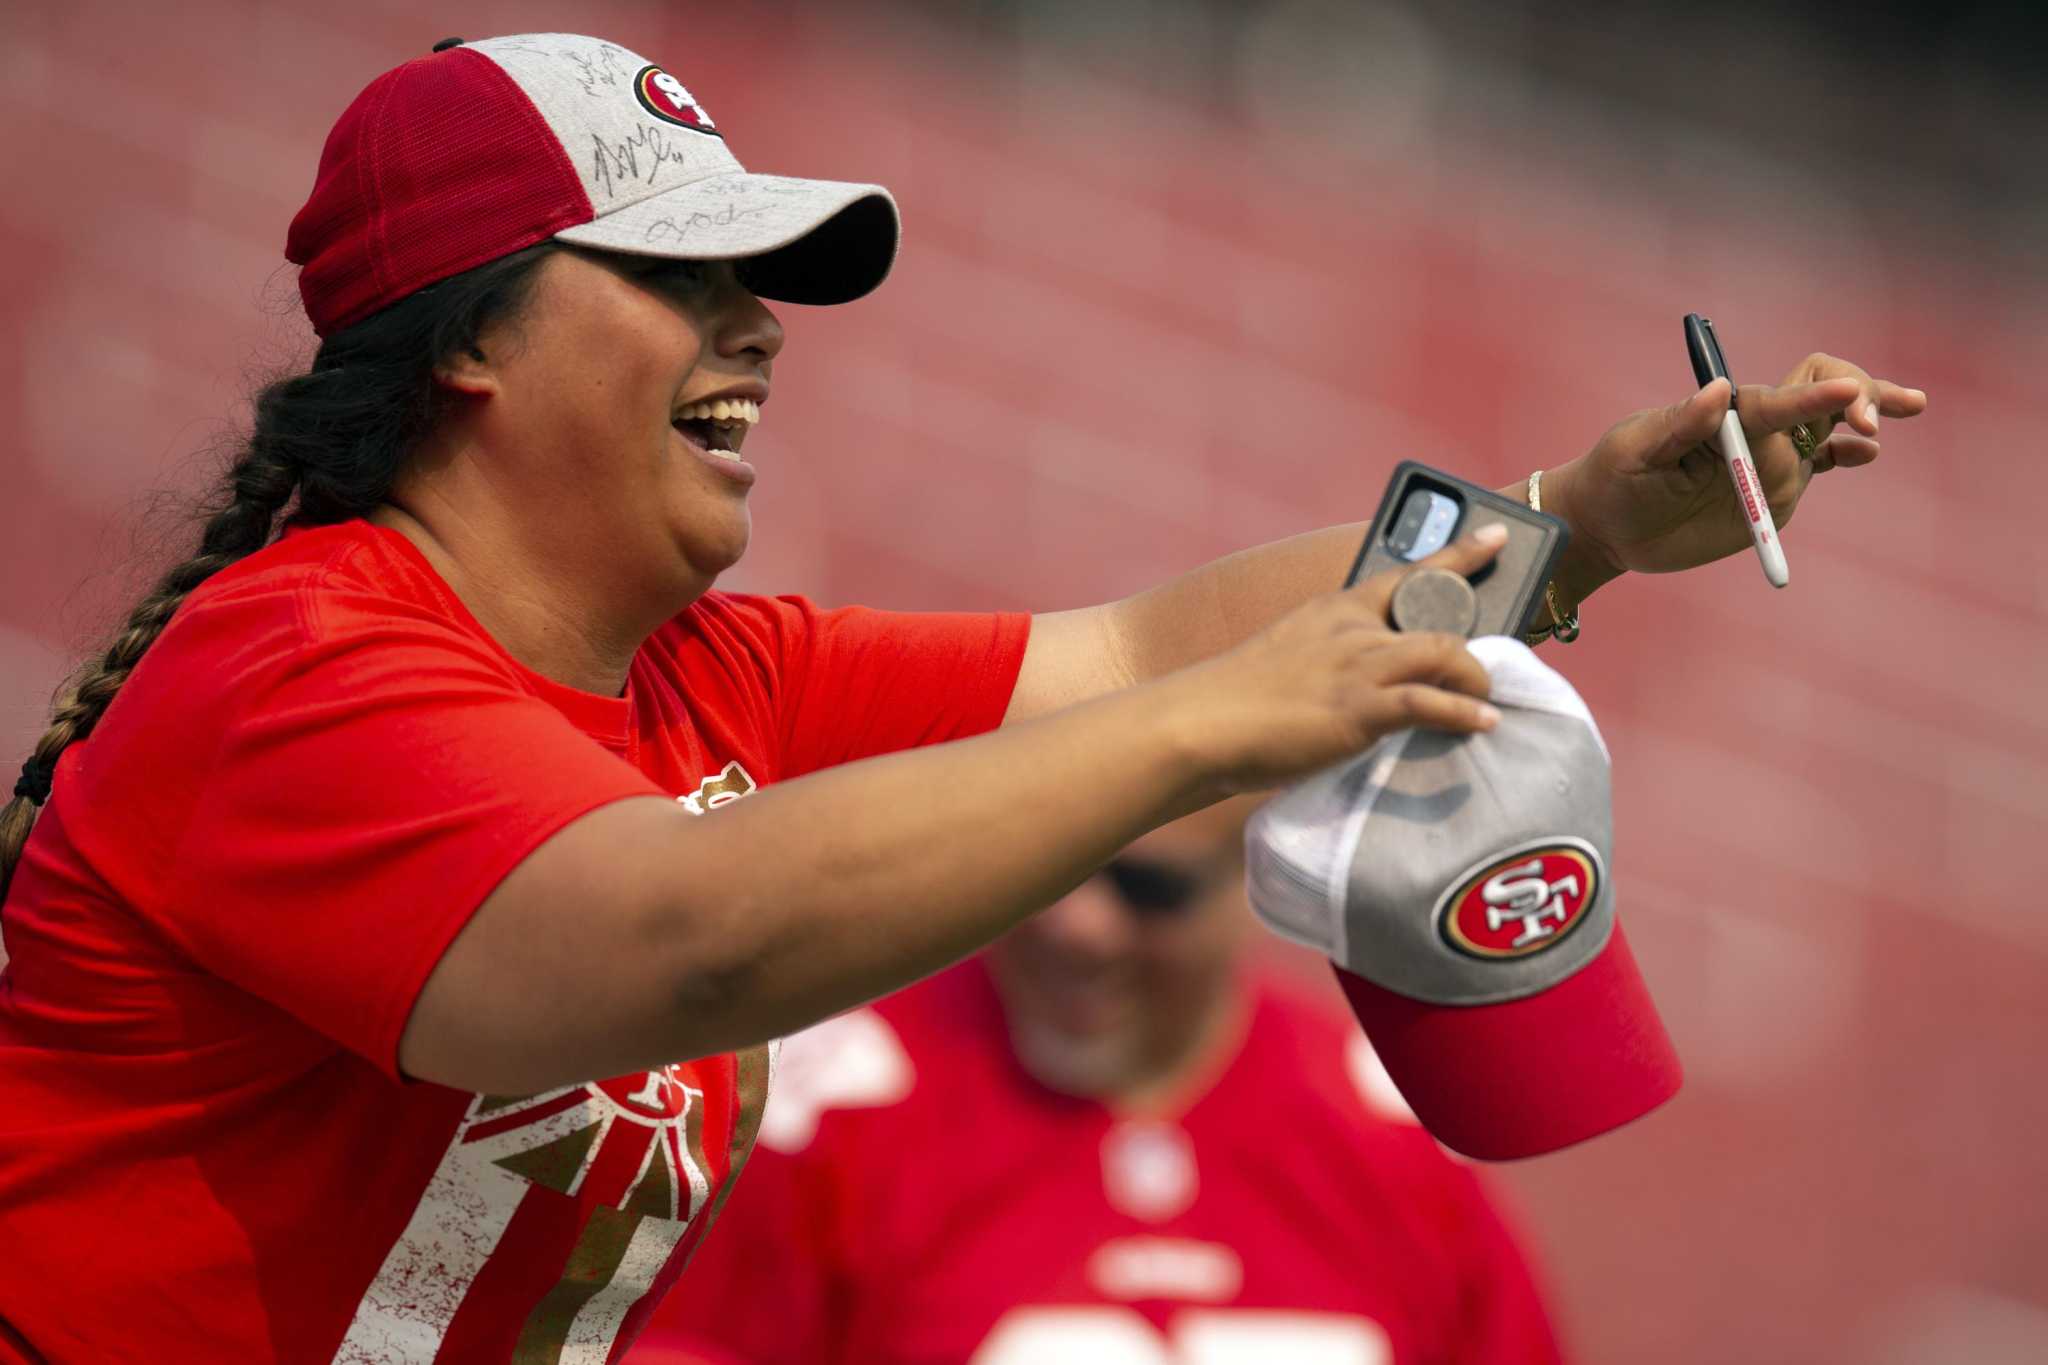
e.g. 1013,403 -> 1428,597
1684,313 -> 1789,589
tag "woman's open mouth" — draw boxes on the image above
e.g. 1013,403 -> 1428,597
670,397 -> 760,461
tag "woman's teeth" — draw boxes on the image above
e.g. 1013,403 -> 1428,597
674,398 -> 760,424
671,397 -> 760,459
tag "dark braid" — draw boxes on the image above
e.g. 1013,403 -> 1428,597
0,242 -> 559,904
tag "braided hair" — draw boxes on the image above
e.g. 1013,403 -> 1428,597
0,242 -> 559,905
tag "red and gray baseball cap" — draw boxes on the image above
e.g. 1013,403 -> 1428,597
1245,637 -> 1682,1160
286,33 -> 899,337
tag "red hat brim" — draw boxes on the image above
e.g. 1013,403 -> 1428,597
1334,921 -> 1682,1160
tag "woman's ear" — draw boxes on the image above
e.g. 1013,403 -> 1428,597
432,344 -> 502,399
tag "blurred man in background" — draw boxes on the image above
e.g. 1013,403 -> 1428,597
634,801 -> 1562,1364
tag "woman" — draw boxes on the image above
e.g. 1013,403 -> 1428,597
0,32 -> 1922,1365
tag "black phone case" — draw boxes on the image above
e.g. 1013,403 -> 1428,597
1345,461 -> 1569,638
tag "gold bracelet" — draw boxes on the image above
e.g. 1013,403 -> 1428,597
1522,470 -> 1581,645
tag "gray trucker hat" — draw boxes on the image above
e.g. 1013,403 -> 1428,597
1247,637 -> 1682,1160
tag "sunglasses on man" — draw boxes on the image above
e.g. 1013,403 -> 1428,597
1098,854 -> 1230,918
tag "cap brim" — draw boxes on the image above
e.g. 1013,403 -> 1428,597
1333,921 -> 1682,1161
553,173 -> 899,305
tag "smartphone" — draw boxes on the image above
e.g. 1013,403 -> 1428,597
1345,461 -> 1568,638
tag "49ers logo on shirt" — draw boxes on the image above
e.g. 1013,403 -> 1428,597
1437,840 -> 1601,960
634,65 -> 720,136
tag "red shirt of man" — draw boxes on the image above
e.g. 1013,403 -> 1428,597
635,802 -> 1564,1364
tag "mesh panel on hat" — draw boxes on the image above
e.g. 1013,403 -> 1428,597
288,48 -> 591,336
1244,731 -> 1416,965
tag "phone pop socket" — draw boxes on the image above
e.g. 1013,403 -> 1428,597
1390,568 -> 1479,637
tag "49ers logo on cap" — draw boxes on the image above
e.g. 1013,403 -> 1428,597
634,65 -> 721,136
1438,840 -> 1601,960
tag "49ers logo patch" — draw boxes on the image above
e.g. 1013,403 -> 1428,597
634,65 -> 720,136
1436,839 -> 1601,960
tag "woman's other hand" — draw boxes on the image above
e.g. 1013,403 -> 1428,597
1544,353 -> 1927,582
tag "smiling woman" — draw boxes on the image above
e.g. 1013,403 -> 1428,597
0,29 -> 1924,1365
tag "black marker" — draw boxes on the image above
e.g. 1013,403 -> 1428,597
1684,314 -> 1788,588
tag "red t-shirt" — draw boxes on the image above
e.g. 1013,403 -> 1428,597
0,521 -> 1028,1365
636,963 -> 1563,1365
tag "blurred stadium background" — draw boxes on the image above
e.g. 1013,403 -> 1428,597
3,1 -> 2044,1360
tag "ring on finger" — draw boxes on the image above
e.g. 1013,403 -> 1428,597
1788,421 -> 1822,462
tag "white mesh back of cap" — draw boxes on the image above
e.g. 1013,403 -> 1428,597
1244,636 -> 1607,967
1245,729 -> 1420,966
